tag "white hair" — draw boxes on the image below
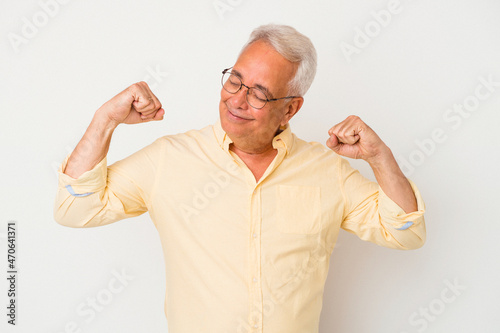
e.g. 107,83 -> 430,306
240,24 -> 317,97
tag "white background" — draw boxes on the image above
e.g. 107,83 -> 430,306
1,0 -> 499,332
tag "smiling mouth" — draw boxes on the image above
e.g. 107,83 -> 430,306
227,107 -> 253,121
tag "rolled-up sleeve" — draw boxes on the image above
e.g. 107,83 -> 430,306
339,157 -> 426,250
53,138 -> 164,228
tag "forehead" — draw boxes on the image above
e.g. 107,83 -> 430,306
232,40 -> 297,95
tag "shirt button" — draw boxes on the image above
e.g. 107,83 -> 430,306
253,277 -> 257,282
252,233 -> 257,238
254,324 -> 258,328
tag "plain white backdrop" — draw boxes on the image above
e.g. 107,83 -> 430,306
1,0 -> 499,332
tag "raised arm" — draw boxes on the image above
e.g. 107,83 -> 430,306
326,115 -> 425,250
64,82 -> 164,178
327,115 -> 416,213
54,82 -> 164,228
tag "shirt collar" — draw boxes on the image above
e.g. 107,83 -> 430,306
213,119 -> 294,154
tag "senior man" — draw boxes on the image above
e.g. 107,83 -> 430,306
54,24 -> 425,333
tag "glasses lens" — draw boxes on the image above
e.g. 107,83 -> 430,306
221,70 -> 268,109
222,72 -> 241,94
247,88 -> 267,109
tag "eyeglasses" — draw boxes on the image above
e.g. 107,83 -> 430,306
221,68 -> 300,109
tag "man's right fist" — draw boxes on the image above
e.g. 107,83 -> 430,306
100,81 -> 164,126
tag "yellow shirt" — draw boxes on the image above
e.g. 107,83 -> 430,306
54,121 -> 425,333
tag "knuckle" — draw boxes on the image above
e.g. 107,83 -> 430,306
129,82 -> 144,92
132,81 -> 148,91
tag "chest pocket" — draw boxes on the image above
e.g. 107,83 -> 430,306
276,185 -> 322,234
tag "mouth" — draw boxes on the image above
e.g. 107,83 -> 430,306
226,105 -> 254,121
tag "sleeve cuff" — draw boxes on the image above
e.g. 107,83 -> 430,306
378,179 -> 426,230
57,154 -> 108,195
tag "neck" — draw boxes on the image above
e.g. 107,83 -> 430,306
229,140 -> 276,159
230,141 -> 278,182
228,125 -> 284,155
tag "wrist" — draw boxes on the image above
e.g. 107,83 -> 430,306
94,108 -> 120,132
368,146 -> 410,192
366,144 -> 393,169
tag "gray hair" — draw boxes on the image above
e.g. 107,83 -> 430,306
240,24 -> 317,97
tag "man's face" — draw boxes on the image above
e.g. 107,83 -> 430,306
219,40 -> 301,151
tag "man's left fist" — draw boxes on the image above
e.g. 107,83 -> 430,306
326,115 -> 389,163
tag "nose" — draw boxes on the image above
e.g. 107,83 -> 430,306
228,84 -> 249,109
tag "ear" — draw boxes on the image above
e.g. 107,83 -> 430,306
281,97 -> 304,126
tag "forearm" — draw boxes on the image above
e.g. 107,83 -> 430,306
368,146 -> 418,213
64,109 -> 118,179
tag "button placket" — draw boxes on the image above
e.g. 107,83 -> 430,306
248,186 -> 263,332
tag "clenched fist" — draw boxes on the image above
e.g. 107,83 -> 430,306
326,115 -> 390,164
100,81 -> 164,126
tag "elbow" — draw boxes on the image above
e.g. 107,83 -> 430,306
53,187 -> 103,228
53,200 -> 93,228
53,196 -> 73,227
405,221 -> 427,250
407,237 -> 426,250
399,232 -> 426,250
381,227 -> 426,250
53,208 -> 83,228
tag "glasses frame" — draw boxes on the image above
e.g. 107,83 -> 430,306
221,67 -> 300,109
